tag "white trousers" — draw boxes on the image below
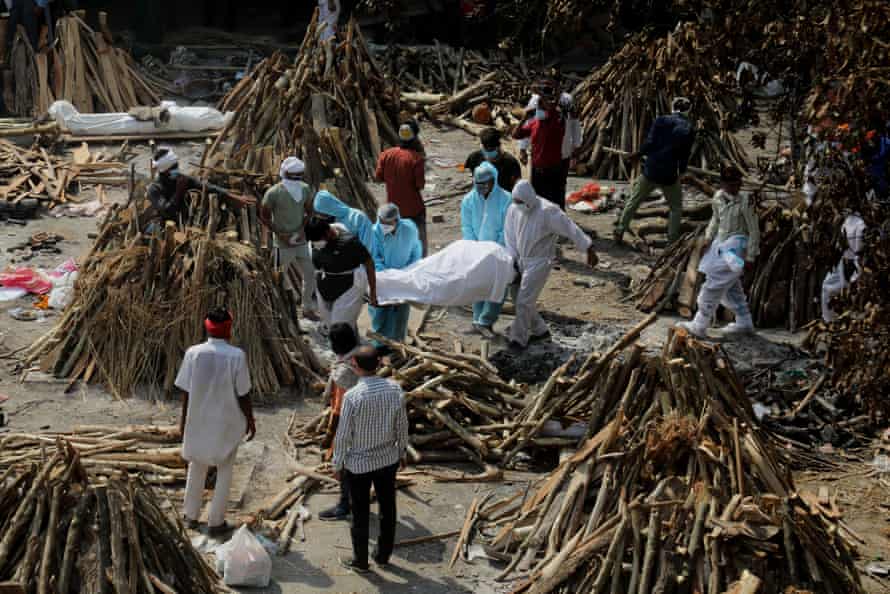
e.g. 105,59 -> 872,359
183,455 -> 236,527
691,272 -> 752,330
318,268 -> 367,332
821,261 -> 849,323
508,258 -> 551,347
277,245 -> 317,312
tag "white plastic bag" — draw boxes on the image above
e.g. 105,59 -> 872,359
214,525 -> 272,587
48,271 -> 78,310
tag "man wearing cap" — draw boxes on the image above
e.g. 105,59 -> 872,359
260,157 -> 319,320
614,97 -> 697,244
176,307 -> 255,537
465,128 -> 522,192
376,120 -> 428,255
461,161 -> 512,335
368,204 -> 422,345
513,81 -> 569,209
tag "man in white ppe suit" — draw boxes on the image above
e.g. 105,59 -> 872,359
821,212 -> 866,322
504,180 -> 598,350
678,166 -> 759,338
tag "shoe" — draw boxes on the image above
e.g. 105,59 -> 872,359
530,330 -> 551,343
473,323 -> 495,338
339,557 -> 370,573
207,521 -> 234,538
676,321 -> 707,339
722,322 -> 754,335
612,229 -> 625,244
372,551 -> 390,567
183,516 -> 199,530
460,324 -> 481,336
319,506 -> 350,522
303,309 -> 320,322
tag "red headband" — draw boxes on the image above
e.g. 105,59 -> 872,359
205,316 -> 233,339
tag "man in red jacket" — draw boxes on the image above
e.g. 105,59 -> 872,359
375,121 -> 428,255
513,81 -> 567,209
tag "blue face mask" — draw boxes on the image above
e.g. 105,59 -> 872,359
482,148 -> 499,160
535,108 -> 548,120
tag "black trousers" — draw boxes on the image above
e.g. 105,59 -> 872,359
531,164 -> 568,210
346,462 -> 399,565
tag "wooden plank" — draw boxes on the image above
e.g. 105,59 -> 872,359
676,238 -> 705,317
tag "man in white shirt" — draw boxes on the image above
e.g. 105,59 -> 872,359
176,308 -> 255,537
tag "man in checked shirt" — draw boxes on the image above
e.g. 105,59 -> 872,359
332,346 -> 409,573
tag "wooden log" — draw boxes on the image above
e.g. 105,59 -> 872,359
58,488 -> 92,594
37,483 -> 62,594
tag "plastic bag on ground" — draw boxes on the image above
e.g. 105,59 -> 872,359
48,271 -> 78,309
214,525 -> 272,587
0,268 -> 53,294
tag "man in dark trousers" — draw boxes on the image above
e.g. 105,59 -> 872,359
513,81 -> 567,209
464,128 -> 522,192
332,346 -> 408,573
375,120 -> 428,255
613,97 -> 697,244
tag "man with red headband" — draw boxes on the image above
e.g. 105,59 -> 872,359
175,308 -> 256,537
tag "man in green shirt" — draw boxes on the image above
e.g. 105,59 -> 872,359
260,157 -> 319,320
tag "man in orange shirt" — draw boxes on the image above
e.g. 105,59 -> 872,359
375,121 -> 428,255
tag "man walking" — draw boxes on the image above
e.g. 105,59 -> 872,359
614,97 -> 696,244
333,346 -> 408,572
513,81 -> 568,209
376,121 -> 428,255
259,157 -> 318,320
464,128 -> 522,192
176,308 -> 255,537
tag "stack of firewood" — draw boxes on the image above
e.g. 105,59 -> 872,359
22,190 -> 325,399
8,12 -> 163,117
631,203 -> 830,330
572,22 -> 750,181
0,425 -> 186,486
457,330 -> 863,594
0,445 -> 220,592
207,13 -> 398,215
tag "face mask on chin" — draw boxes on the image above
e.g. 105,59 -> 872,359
482,148 -> 498,160
381,223 -> 396,234
313,240 -> 327,250
535,108 -> 548,120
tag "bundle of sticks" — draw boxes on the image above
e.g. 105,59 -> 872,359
460,330 -> 863,593
0,140 -> 127,207
9,12 -> 162,117
208,14 -> 398,215
22,190 -> 324,399
0,425 -> 185,486
0,444 -> 220,592
631,204 -> 830,330
572,22 -> 750,181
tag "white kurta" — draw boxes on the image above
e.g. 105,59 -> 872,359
175,338 -> 251,465
821,214 -> 866,322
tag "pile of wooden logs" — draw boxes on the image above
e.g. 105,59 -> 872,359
0,140 -> 127,208
460,330 -> 863,593
632,203 -> 829,330
9,12 -> 163,117
0,425 -> 185,486
572,22 -> 750,181
21,190 -> 324,398
208,14 -> 397,215
0,444 -> 220,592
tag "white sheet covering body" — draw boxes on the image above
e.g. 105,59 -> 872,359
376,240 -> 515,306
48,100 -> 233,135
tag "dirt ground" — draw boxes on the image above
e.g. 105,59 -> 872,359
1,123 -> 889,593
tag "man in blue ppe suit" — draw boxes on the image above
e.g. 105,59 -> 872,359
369,204 -> 423,346
460,161 -> 512,336
313,190 -> 375,252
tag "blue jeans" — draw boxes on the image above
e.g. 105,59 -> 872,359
473,301 -> 503,327
369,304 -> 411,343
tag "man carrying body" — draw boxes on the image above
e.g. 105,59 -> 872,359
369,204 -> 422,345
513,81 -> 568,209
376,121 -> 428,255
314,190 -> 375,252
678,165 -> 760,337
176,308 -> 255,537
259,157 -> 318,320
465,128 -> 522,193
306,216 -> 379,331
333,346 -> 408,573
505,181 -> 598,350
614,97 -> 696,244
460,162 -> 512,335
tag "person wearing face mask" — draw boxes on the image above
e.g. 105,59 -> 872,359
513,81 -> 568,209
368,204 -> 422,344
460,162 -> 513,335
306,216 -> 379,332
464,128 -> 522,192
677,165 -> 759,338
313,190 -> 375,252
260,157 -> 319,321
376,120 -> 428,255
614,97 -> 697,244
504,181 -> 598,350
